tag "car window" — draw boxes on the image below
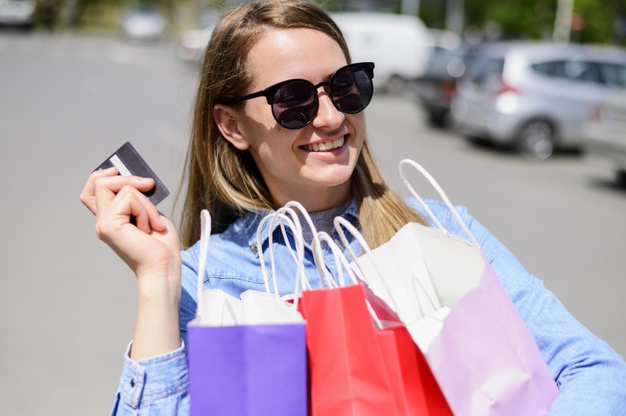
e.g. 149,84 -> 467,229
598,63 -> 626,87
532,60 -> 604,85
464,56 -> 504,85
531,61 -> 560,76
566,61 -> 602,83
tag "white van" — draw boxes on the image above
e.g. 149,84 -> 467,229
331,12 -> 431,92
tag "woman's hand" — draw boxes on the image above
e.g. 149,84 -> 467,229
80,167 -> 183,359
80,167 -> 180,278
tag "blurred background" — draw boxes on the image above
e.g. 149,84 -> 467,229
1,0 -> 625,414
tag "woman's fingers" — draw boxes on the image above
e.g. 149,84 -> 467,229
81,168 -> 176,276
81,167 -> 167,246
95,183 -> 165,235
92,175 -> 151,217
80,167 -> 118,214
80,167 -> 157,215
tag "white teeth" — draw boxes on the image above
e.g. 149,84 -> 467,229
305,137 -> 344,152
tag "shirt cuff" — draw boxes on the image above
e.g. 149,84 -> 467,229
118,341 -> 188,409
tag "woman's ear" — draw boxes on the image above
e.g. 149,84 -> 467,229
213,104 -> 249,150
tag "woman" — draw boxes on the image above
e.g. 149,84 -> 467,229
80,1 -> 626,415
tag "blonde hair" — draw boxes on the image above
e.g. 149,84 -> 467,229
178,0 -> 424,249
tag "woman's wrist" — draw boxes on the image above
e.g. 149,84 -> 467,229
131,266 -> 183,361
134,247 -> 182,293
130,291 -> 182,360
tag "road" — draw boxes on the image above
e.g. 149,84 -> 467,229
1,32 -> 625,415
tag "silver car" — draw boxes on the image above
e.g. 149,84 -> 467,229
584,91 -> 626,185
451,41 -> 626,159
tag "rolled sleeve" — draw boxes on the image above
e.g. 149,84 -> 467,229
113,342 -> 190,415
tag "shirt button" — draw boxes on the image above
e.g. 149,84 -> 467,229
130,379 -> 136,388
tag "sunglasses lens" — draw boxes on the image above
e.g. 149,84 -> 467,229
268,64 -> 373,129
331,65 -> 373,114
271,81 -> 318,129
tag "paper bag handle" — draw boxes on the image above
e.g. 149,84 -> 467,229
195,209 -> 212,319
256,208 -> 308,303
310,231 -> 357,288
399,159 -> 479,247
308,230 -> 384,329
333,216 -> 372,261
333,216 -> 403,308
282,201 -> 331,288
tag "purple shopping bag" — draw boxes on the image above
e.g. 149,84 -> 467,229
188,324 -> 307,415
187,210 -> 308,416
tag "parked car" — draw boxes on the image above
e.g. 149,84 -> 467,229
120,5 -> 168,43
0,0 -> 35,30
414,42 -> 482,126
330,12 -> 431,93
450,41 -> 626,159
584,91 -> 626,185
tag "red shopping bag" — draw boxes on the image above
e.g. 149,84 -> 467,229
298,281 -> 451,415
377,325 -> 452,415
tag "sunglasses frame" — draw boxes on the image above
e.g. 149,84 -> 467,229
226,62 -> 375,129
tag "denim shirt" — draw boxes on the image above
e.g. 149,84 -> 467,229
111,199 -> 626,415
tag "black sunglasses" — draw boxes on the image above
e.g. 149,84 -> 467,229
226,62 -> 375,129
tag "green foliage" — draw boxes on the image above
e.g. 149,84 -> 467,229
574,0 -> 622,44
420,0 -> 625,46
54,0 -> 626,45
483,0 -> 554,39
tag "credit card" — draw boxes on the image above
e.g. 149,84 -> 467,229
95,141 -> 169,205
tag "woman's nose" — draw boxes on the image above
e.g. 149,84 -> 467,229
311,92 -> 345,129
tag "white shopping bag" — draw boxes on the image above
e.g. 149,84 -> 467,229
334,159 -> 558,416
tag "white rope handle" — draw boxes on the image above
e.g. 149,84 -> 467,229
332,216 -> 376,289
195,209 -> 212,319
256,205 -> 315,309
399,159 -> 479,247
277,210 -> 313,292
311,231 -> 384,329
313,231 -> 356,288
283,201 -> 334,288
256,209 -> 304,297
275,207 -> 314,302
334,216 -> 372,262
333,216 -> 399,309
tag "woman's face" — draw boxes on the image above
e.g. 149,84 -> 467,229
226,28 -> 365,211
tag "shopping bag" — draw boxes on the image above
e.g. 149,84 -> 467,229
187,209 -> 307,416
335,159 -> 559,416
299,231 -> 451,416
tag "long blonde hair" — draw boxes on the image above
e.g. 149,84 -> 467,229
179,0 -> 424,249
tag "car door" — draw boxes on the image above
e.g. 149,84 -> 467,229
452,54 -> 505,133
520,58 -> 607,146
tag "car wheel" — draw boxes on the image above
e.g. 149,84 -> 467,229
516,120 -> 555,160
617,170 -> 626,187
426,109 -> 450,128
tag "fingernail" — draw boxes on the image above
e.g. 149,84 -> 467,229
138,177 -> 154,183
160,216 -> 167,228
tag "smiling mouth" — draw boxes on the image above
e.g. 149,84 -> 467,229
302,137 -> 345,152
